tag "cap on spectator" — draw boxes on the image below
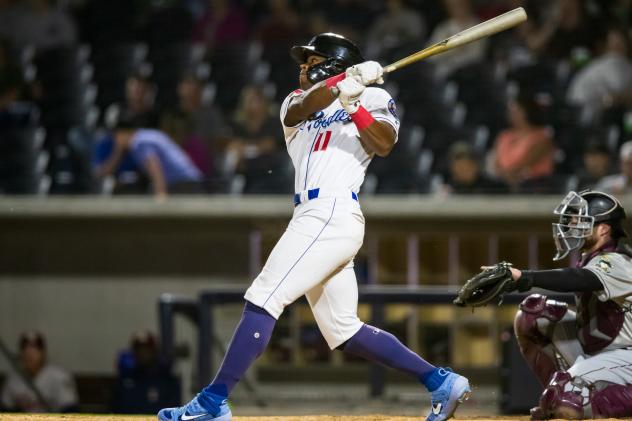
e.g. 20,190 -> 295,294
449,141 -> 476,161
181,63 -> 210,84
620,141 -> 632,161
19,331 -> 46,351
131,330 -> 157,349
584,140 -> 610,155
127,64 -> 153,83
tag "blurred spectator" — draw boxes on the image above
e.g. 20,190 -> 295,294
0,37 -> 25,99
605,0 -> 632,26
441,141 -> 508,194
144,0 -> 193,45
320,0 -> 375,39
93,72 -> 159,193
0,67 -> 20,111
192,0 -> 249,51
73,0 -> 144,46
567,25 -> 632,124
117,71 -> 160,128
490,93 -> 555,191
223,85 -> 280,175
595,140 -> 632,195
255,0 -> 300,47
10,0 -> 77,50
95,117 -> 204,198
1,332 -> 78,413
428,0 -> 487,80
524,0 -> 599,62
0,39 -> 36,130
160,72 -> 228,177
365,0 -> 426,59
113,330 -> 179,414
0,2 -> 19,47
92,131 -> 145,194
576,140 -> 613,190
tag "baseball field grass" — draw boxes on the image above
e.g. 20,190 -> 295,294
3,415 -> 631,421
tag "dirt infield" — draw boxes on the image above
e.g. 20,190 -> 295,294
5,415 -> 630,421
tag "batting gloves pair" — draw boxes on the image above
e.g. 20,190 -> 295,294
337,61 -> 383,114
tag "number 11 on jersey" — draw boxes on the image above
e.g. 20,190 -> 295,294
313,130 -> 332,152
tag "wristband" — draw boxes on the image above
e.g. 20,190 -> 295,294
325,73 -> 345,89
517,270 -> 535,292
350,106 -> 375,131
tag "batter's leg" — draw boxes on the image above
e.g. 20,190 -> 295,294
306,266 -> 470,421
157,301 -> 272,421
159,198 -> 363,421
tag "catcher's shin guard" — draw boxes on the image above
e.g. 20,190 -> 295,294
591,383 -> 632,418
514,294 -> 568,385
531,371 -> 632,419
531,371 -> 584,420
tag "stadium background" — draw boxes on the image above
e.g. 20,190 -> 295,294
1,0 -> 632,418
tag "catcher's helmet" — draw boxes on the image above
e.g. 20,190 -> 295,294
290,32 -> 365,84
552,190 -> 627,260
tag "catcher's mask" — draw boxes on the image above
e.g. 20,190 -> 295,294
552,190 -> 627,260
290,32 -> 364,84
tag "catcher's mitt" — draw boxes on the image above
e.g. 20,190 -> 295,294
453,262 -> 517,307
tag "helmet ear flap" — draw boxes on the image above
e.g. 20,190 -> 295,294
306,57 -> 346,84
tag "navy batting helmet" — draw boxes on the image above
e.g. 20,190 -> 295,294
290,32 -> 365,84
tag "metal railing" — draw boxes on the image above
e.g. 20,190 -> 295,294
158,286 -> 574,400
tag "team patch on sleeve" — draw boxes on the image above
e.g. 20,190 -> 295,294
596,256 -> 612,273
388,98 -> 398,121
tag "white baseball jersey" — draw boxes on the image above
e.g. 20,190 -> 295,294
280,86 -> 400,193
244,86 -> 400,349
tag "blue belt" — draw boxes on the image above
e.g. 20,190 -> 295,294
293,188 -> 359,206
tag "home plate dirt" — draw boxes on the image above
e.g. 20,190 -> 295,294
3,415 -> 630,421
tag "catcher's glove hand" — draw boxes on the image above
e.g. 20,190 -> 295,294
453,262 -> 521,307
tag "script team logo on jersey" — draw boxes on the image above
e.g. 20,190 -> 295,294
388,98 -> 398,121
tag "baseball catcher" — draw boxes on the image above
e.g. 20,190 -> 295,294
456,190 -> 632,419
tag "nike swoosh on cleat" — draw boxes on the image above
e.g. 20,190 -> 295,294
180,414 -> 207,421
432,402 -> 442,415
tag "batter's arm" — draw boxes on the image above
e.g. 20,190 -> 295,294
357,121 -> 396,157
284,78 -> 341,127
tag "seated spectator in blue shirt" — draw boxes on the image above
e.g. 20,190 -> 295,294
95,116 -> 204,198
112,330 -> 179,414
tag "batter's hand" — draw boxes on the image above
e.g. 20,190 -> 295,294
337,77 -> 365,114
346,61 -> 384,85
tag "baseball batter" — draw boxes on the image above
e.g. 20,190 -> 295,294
158,33 -> 470,421
506,190 -> 632,419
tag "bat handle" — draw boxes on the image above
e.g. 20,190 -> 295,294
383,65 -> 396,74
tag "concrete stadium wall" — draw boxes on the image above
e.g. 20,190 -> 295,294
0,276 -> 244,375
2,195 -> 631,382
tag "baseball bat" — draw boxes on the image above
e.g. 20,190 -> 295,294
383,7 -> 527,74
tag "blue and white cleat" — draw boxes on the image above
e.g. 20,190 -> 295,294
158,392 -> 232,421
426,368 -> 471,421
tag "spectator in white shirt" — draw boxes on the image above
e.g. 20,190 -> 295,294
567,25 -> 632,124
596,140 -> 632,196
1,332 -> 78,413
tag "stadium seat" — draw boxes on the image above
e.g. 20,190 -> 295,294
241,152 -> 294,195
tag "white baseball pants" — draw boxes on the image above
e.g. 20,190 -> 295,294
245,195 -> 365,349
